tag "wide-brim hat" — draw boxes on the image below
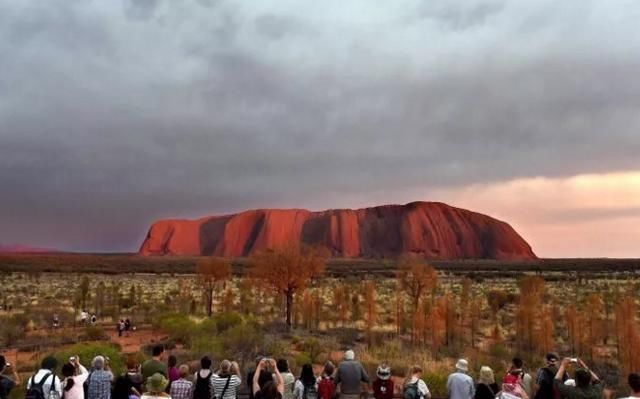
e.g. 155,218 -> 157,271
146,373 -> 168,392
455,359 -> 469,372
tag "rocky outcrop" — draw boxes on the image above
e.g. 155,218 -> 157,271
139,201 -> 536,260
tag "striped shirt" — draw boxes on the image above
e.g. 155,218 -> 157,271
170,379 -> 193,399
211,374 -> 241,399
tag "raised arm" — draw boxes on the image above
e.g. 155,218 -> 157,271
253,360 -> 265,395
271,360 -> 285,394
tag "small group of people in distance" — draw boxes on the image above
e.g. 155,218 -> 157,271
2,348 -> 640,399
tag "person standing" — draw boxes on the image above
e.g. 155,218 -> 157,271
552,358 -> 602,399
169,365 -> 192,399
61,356 -> 89,399
212,360 -> 242,399
475,367 -> 499,399
620,373 -> 640,399
277,359 -> 295,399
447,359 -> 474,399
141,374 -> 170,399
252,359 -> 284,399
293,364 -> 317,399
0,355 -> 20,399
167,356 -> 179,386
142,346 -> 168,383
112,357 -> 143,399
533,353 -> 566,399
86,356 -> 113,399
403,366 -> 430,399
193,357 -> 214,399
334,350 -> 370,399
27,356 -> 62,399
373,364 -> 394,399
317,362 -> 336,399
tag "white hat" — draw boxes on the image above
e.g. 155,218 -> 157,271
455,359 -> 469,372
564,379 -> 576,387
344,350 -> 355,361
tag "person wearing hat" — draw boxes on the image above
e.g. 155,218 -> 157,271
372,364 -> 394,399
447,359 -> 474,399
0,355 -> 20,399
142,373 -> 171,399
552,358 -> 602,399
334,350 -> 370,399
533,353 -> 567,399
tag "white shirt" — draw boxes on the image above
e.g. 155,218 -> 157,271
293,380 -> 318,399
408,377 -> 430,398
63,365 -> 89,399
27,369 -> 63,399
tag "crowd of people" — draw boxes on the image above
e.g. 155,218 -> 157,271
1,349 -> 638,399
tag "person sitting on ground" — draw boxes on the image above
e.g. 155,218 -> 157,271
142,346 -> 168,383
620,373 -> 640,399
447,359 -> 475,399
61,356 -> 89,399
169,365 -> 192,399
167,356 -> 179,385
141,373 -> 171,399
533,353 -> 567,399
27,356 -> 63,399
317,362 -> 336,399
0,355 -> 21,399
87,356 -> 113,399
334,350 -> 370,399
373,364 -> 394,399
113,357 -> 143,399
403,365 -> 430,399
293,364 -> 317,399
475,366 -> 499,399
553,358 -> 602,399
252,358 -> 284,399
277,359 -> 295,399
193,356 -> 214,399
212,360 -> 242,399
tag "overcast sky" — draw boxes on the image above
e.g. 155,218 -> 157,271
1,0 -> 640,256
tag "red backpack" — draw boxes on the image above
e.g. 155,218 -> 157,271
317,377 -> 336,399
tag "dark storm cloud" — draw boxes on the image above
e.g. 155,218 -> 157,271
1,0 -> 639,251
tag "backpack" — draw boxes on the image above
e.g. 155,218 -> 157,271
403,382 -> 420,399
533,368 -> 562,399
317,378 -> 336,399
26,373 -> 54,399
302,382 -> 318,399
193,372 -> 212,399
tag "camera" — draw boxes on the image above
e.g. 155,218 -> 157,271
570,358 -> 578,363
69,357 -> 76,362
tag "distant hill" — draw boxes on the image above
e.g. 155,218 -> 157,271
0,243 -> 60,253
139,201 -> 536,260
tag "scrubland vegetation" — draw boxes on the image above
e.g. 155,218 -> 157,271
1,250 -> 640,398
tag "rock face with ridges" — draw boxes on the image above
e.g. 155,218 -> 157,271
139,201 -> 536,260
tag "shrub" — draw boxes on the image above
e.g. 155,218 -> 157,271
82,326 -> 109,341
158,313 -> 197,346
423,372 -> 448,397
213,312 -> 243,332
55,342 -> 125,375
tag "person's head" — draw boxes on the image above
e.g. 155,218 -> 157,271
628,373 -> 640,393
408,365 -> 422,378
126,355 -> 138,371
575,369 -> 591,388
277,359 -> 289,373
300,364 -> 315,385
260,380 -> 280,399
512,358 -> 523,370
146,373 -> 169,394
545,353 -> 559,367
201,356 -> 212,370
61,363 -> 77,391
92,356 -> 105,370
323,361 -> 335,378
179,364 -> 190,379
168,355 -> 177,368
344,350 -> 355,361
258,369 -> 274,389
455,359 -> 469,373
479,366 -> 495,385
152,345 -> 165,359
220,360 -> 231,375
41,356 -> 58,371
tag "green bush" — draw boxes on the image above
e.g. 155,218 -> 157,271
423,372 -> 448,397
82,326 -> 109,341
212,312 -> 243,332
55,342 -> 125,375
158,313 -> 197,346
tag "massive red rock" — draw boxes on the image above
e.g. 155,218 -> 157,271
139,202 -> 536,260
